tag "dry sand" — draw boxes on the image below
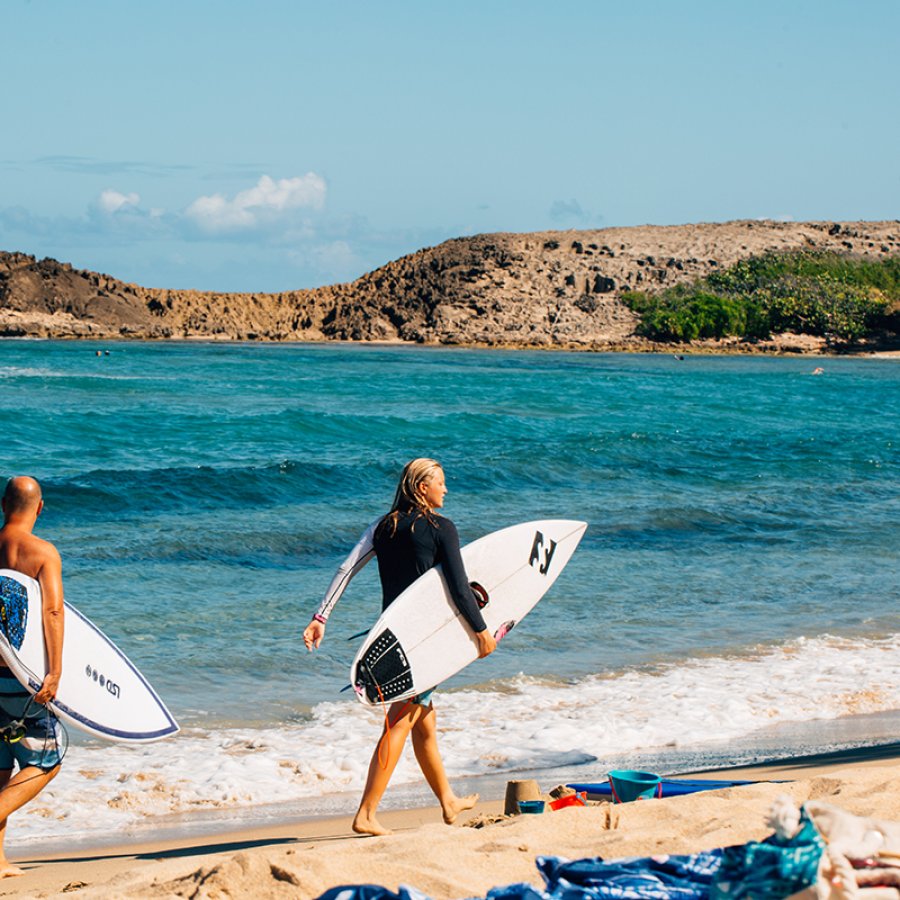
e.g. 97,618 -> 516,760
3,743 -> 899,899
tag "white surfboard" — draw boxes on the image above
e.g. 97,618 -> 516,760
0,569 -> 179,742
350,519 -> 587,706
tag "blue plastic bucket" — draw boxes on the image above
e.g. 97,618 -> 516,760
607,769 -> 662,803
518,799 -> 545,814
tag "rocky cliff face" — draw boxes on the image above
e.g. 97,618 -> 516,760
2,220 -> 898,346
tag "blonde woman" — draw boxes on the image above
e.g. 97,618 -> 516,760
303,458 -> 496,836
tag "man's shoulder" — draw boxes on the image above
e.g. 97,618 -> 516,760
29,532 -> 61,561
11,533 -> 62,576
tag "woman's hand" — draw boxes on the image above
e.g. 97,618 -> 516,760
475,629 -> 497,658
303,619 -> 326,651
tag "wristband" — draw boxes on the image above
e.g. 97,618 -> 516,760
313,614 -> 327,624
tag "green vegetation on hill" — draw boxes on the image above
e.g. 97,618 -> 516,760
621,252 -> 900,343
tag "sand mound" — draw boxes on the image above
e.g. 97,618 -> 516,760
63,765 -> 900,900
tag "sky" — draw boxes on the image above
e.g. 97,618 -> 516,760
2,0 -> 898,293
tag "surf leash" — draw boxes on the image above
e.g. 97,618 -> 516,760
0,695 -> 69,785
373,679 -> 413,771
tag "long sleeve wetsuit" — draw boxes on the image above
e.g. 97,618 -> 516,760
314,511 -> 487,634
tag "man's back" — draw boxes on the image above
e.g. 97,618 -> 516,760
0,525 -> 58,583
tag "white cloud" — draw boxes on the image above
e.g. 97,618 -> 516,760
185,174 -> 327,232
97,189 -> 141,214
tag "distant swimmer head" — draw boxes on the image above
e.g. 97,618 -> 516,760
391,458 -> 445,515
2,476 -> 43,521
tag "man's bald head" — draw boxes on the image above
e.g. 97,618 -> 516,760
2,476 -> 43,521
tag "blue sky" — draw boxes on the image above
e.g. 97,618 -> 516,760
2,0 -> 898,292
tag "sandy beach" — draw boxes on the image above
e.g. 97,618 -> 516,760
2,742 -> 898,899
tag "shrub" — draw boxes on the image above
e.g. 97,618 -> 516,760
622,252 -> 896,343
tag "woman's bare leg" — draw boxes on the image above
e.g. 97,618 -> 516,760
353,702 -> 419,836
410,704 -> 478,824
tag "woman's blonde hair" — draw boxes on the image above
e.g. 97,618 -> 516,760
380,458 -> 443,535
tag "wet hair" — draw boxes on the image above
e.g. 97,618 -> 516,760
378,458 -> 442,537
2,476 -> 42,516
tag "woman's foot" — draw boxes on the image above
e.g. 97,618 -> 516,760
0,861 -> 25,879
352,810 -> 392,836
442,792 -> 479,825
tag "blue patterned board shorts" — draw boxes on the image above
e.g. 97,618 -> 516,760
410,689 -> 434,708
0,675 -> 63,771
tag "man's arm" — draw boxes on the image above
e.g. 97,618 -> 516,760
35,544 -> 64,704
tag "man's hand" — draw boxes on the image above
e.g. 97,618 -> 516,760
303,619 -> 326,651
475,629 -> 497,659
34,672 -> 60,705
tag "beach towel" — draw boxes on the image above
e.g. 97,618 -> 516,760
484,853 -> 722,900
316,886 -> 431,900
314,853 -> 722,900
710,806 -> 825,899
530,850 -> 722,899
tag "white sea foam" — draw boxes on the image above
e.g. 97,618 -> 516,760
11,632 -> 900,848
0,366 -> 58,378
0,365 -> 147,381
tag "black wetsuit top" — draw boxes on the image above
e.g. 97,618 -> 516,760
373,510 -> 487,634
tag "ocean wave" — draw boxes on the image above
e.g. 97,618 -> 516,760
40,460 -> 362,520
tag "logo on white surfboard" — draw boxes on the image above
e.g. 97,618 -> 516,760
85,664 -> 121,699
528,530 -> 557,575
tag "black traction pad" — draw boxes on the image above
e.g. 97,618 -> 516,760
354,628 -> 414,703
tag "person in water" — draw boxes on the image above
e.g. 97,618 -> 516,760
303,458 -> 497,836
0,476 -> 65,878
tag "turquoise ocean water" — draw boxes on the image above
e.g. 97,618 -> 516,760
0,341 -> 897,846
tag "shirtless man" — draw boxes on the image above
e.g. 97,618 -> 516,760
0,476 -> 64,878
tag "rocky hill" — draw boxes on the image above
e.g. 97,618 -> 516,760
2,220 -> 898,348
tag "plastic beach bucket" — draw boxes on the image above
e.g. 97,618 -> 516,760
549,791 -> 587,811
518,800 -> 545,814
607,770 -> 662,803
